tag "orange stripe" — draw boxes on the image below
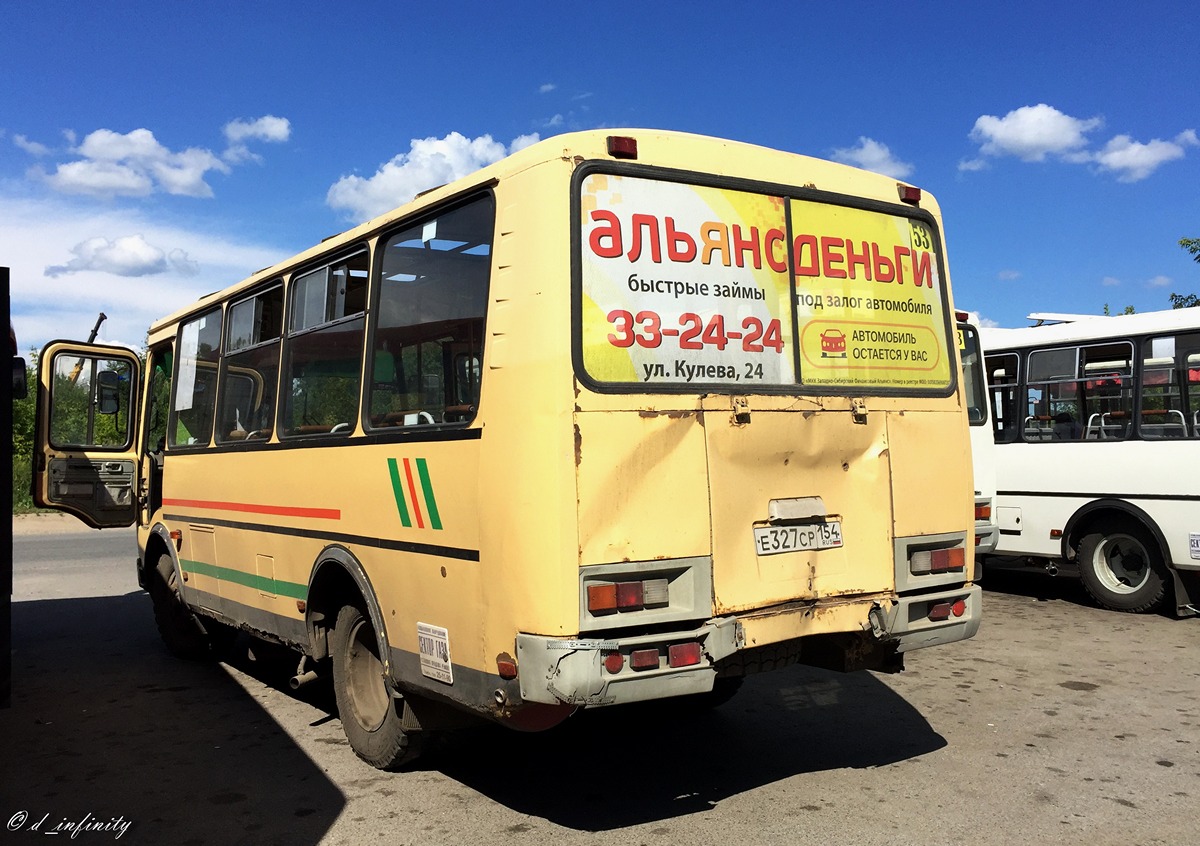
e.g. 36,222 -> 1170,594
402,458 -> 425,529
161,498 -> 340,520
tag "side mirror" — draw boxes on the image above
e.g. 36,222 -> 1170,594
97,369 -> 121,415
12,356 -> 27,400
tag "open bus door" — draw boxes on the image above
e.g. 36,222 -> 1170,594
33,341 -> 142,529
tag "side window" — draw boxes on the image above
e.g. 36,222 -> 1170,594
958,325 -> 987,426
368,195 -> 494,430
986,353 -> 1019,444
1140,333 -> 1200,440
145,346 -> 173,453
1080,342 -> 1133,440
283,252 -> 368,436
48,352 -> 135,449
217,285 -> 282,442
1024,347 -> 1081,441
169,309 -> 221,448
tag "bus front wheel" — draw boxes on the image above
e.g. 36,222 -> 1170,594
330,603 -> 422,770
1077,521 -> 1168,613
147,555 -> 233,659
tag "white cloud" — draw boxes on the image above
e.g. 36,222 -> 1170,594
29,117 -> 292,198
224,115 -> 291,144
969,103 -> 1102,162
3,196 -> 288,351
46,234 -> 171,278
1101,276 -> 1121,287
223,115 -> 292,164
326,131 -> 540,222
1146,275 -> 1173,288
14,134 -> 51,156
36,127 -> 230,198
965,104 -> 1196,182
997,269 -> 1021,281
539,83 -> 557,94
1090,130 -> 1198,182
830,137 -> 913,179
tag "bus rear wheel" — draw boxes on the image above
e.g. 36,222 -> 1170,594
330,603 -> 422,770
1077,521 -> 1168,613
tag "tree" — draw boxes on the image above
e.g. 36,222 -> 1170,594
1171,238 -> 1198,308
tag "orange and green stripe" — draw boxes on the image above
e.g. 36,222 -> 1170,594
387,457 -> 442,530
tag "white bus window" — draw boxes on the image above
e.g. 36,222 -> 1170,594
1080,342 -> 1133,440
987,353 -> 1020,443
1141,333 -> 1200,439
1024,347 -> 1081,441
368,196 -> 493,429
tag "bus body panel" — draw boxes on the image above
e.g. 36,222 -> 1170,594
887,408 -> 974,541
992,440 -> 1200,569
702,403 -> 893,613
574,408 -> 712,566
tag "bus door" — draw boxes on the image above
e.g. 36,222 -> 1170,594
702,396 -> 894,614
33,342 -> 142,529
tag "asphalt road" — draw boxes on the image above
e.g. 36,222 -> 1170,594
3,514 -> 1197,846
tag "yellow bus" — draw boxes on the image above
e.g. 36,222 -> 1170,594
33,130 -> 980,769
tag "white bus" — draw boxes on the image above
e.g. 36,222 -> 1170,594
958,312 -> 998,558
981,308 -> 1200,616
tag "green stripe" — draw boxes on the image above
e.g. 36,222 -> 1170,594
416,458 -> 442,530
387,457 -> 412,527
181,559 -> 308,600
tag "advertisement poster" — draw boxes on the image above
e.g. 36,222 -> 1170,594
580,174 -> 795,387
579,173 -> 952,392
790,199 -> 951,390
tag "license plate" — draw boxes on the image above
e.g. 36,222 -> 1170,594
753,521 -> 843,556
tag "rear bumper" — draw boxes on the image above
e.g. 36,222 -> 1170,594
516,584 -> 981,708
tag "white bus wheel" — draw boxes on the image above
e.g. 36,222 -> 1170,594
1077,522 -> 1168,613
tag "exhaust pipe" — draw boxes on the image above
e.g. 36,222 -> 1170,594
289,670 -> 319,690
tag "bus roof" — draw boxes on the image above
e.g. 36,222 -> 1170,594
146,128 -> 937,342
981,307 -> 1200,350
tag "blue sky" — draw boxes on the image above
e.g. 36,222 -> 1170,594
3,0 -> 1198,351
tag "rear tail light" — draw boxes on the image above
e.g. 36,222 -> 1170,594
975,503 -> 991,521
911,547 -> 966,575
587,584 -> 618,614
603,652 -> 625,674
668,642 -> 702,668
587,578 -> 670,615
630,648 -> 660,671
929,599 -> 968,622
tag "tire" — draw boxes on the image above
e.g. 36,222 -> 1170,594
330,603 -> 422,770
1077,520 -> 1168,613
147,555 -> 214,660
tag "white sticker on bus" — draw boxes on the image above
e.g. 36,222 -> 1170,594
1190,533 -> 1200,561
417,622 -> 453,684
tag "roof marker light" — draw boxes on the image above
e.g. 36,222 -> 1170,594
898,184 -> 921,205
607,136 -> 638,160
